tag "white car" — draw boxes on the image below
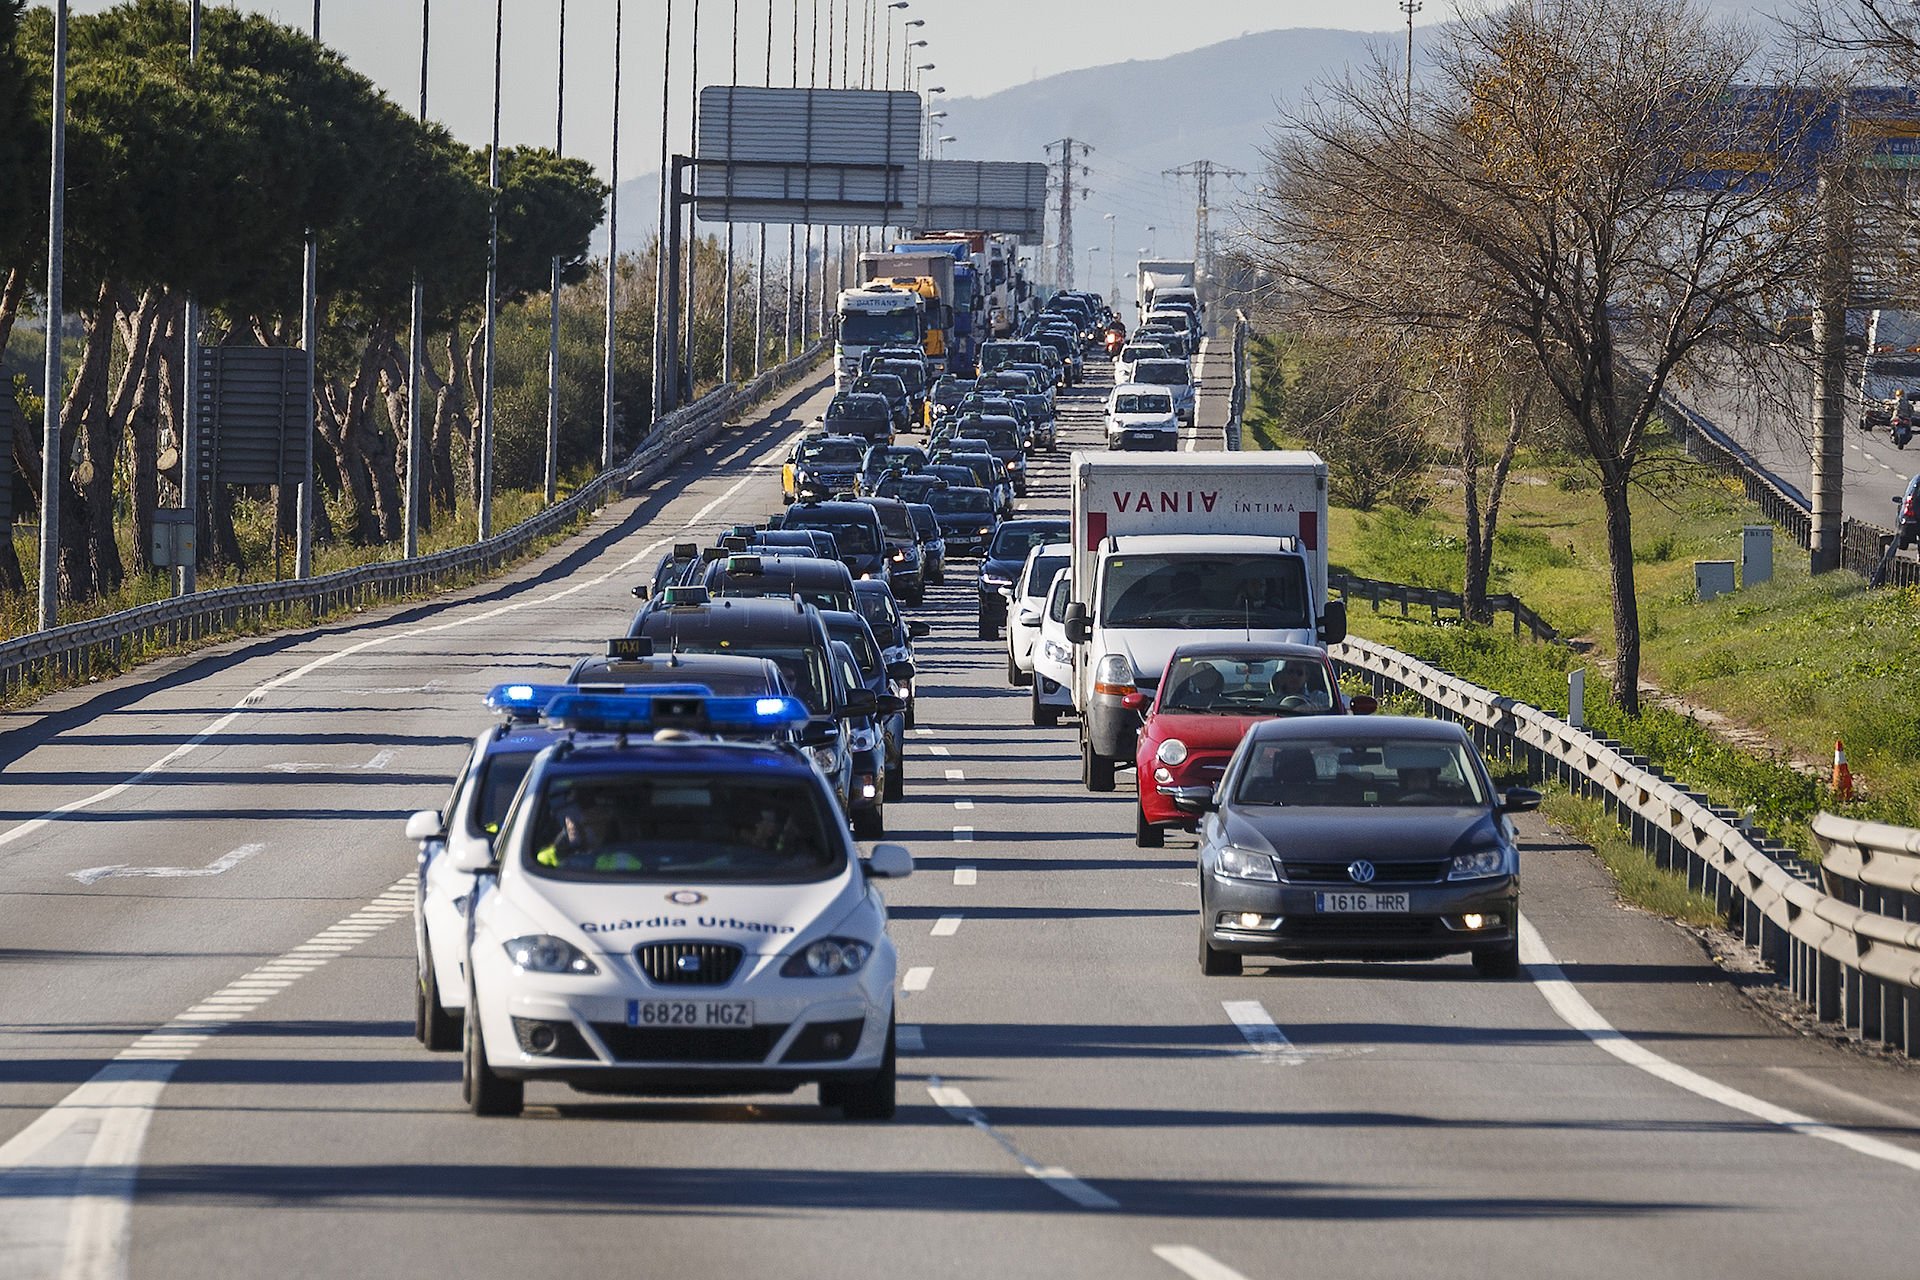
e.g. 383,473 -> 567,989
1113,341 -> 1171,386
1005,541 -> 1072,687
1131,359 -> 1196,425
457,692 -> 912,1118
1030,568 -> 1076,727
1105,383 -> 1181,451
408,690 -> 565,1052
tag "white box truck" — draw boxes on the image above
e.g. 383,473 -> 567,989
1062,451 -> 1345,790
1136,259 -> 1198,321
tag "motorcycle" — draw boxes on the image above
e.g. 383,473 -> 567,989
1894,418 -> 1913,450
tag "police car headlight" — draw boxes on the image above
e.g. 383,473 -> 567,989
780,937 -> 874,977
504,935 -> 598,975
1156,738 -> 1188,766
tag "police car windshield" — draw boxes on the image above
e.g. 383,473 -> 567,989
471,751 -> 538,838
525,771 -> 842,883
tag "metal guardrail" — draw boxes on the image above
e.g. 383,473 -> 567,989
1335,633 -> 1917,1057
0,343 -> 829,702
1329,569 -> 1558,642
1658,386 -> 1919,588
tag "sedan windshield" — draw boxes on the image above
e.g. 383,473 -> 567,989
798,438 -> 865,467
784,513 -> 879,556
524,771 -> 841,882
1233,737 -> 1487,808
930,489 -> 994,515
990,525 -> 1069,560
1101,554 -> 1310,630
1159,656 -> 1335,715
1134,361 -> 1191,386
1024,554 -> 1069,599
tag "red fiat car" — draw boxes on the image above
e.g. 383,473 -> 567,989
1129,642 -> 1372,847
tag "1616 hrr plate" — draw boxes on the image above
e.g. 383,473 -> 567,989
1314,892 -> 1410,913
627,999 -> 754,1028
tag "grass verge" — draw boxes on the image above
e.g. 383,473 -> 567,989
1540,790 -> 1725,929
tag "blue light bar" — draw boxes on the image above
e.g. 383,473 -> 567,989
542,692 -> 812,736
485,683 -> 577,720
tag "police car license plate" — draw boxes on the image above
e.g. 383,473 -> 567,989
1314,892 -> 1410,913
627,999 -> 754,1028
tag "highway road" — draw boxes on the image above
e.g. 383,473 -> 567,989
2,342 -> 1919,1280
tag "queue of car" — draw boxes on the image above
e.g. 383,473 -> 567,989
402,296 -> 1534,1129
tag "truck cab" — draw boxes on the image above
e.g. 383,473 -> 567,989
836,285 -> 924,392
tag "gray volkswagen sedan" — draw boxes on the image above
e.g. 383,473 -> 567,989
1179,716 -> 1537,978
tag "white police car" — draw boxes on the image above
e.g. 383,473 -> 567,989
454,691 -> 912,1118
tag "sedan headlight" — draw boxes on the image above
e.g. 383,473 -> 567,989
780,937 -> 874,977
1156,738 -> 1188,766
1215,845 -> 1278,883
1448,848 -> 1511,880
807,744 -> 840,773
1042,639 -> 1072,663
503,935 -> 598,975
850,726 -> 878,753
975,524 -> 994,535
981,573 -> 1012,589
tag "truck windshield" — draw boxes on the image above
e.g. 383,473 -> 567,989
842,310 -> 919,345
1100,555 -> 1310,631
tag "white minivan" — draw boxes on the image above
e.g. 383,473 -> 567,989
1105,383 -> 1180,450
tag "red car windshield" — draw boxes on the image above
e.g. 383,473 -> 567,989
1157,655 -> 1336,715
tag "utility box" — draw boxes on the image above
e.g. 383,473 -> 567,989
151,508 -> 196,568
1695,559 -> 1736,602
1741,524 -> 1773,588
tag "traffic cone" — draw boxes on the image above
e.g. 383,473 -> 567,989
1832,740 -> 1854,803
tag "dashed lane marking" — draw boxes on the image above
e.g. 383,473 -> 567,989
944,768 -> 965,781
69,843 -> 267,886
902,966 -> 934,992
953,867 -> 978,886
1221,1000 -> 1309,1065
928,1079 -> 1119,1210
953,800 -> 974,811
1152,1246 -> 1250,1280
928,745 -> 952,757
931,916 -> 962,937
952,826 -> 974,843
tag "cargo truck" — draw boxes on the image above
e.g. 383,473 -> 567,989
894,237 -> 983,375
1061,451 -> 1346,791
859,252 -> 956,372
835,284 -> 924,391
1136,259 -> 1199,323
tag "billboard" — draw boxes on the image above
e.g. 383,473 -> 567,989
695,87 -> 921,226
912,161 -> 1049,242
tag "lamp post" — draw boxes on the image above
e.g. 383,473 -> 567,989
937,134 -> 955,158
479,0 -> 504,541
901,16 -> 923,85
545,0 -> 566,505
1145,223 -> 1157,256
602,0 -> 623,467
405,0 -> 431,547
37,0 -> 68,630
883,1 -> 906,91
924,109 -> 944,159
1103,212 -> 1116,301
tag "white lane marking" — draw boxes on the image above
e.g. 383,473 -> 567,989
69,843 -> 267,886
0,420 -> 802,857
0,876 -> 414,1280
360,749 -> 397,771
928,1078 -> 1119,1210
953,799 -> 974,811
1153,1246 -> 1250,1280
928,745 -> 952,757
944,768 -> 965,781
1767,1067 -> 1920,1129
265,762 -> 331,773
931,916 -> 962,937
898,1024 -> 926,1052
1520,916 -> 1920,1174
915,727 -> 935,737
952,826 -> 974,843
902,966 -> 934,992
953,866 -> 977,886
1221,1000 -> 1308,1065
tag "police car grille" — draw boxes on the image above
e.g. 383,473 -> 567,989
637,942 -> 744,986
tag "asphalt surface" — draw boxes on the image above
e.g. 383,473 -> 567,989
1,343 -> 1918,1280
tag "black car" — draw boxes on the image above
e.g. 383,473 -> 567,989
626,595 -> 867,812
928,375 -> 976,425
565,646 -> 789,698
874,359 -> 930,422
858,443 -> 929,495
788,433 -> 868,502
905,503 -> 947,588
1897,474 -> 1920,549
702,552 -> 857,614
926,486 -> 999,558
822,393 -> 895,444
1014,393 -> 1057,449
1184,717 -> 1537,978
823,611 -> 911,807
780,499 -> 891,584
873,472 -> 948,506
978,340 -> 1045,375
952,415 -> 1028,496
853,578 -> 930,728
854,496 -> 926,605
922,463 -> 980,492
646,541 -> 702,598
850,373 -> 913,435
977,518 -> 1070,639
753,527 -> 840,558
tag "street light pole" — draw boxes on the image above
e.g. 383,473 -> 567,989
176,0 -> 201,598
405,0 -> 430,552
754,0 -> 770,376
682,0 -> 701,403
1104,211 -> 1116,302
37,0 -> 68,631
478,0 -> 504,541
653,0 -> 676,421
602,0 -> 623,467
545,0 -> 566,504
296,0 -> 320,577
721,0 -> 738,384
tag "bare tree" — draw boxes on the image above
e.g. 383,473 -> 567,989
1255,0 -> 1833,711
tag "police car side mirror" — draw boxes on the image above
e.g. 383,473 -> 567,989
448,840 -> 498,874
405,810 -> 443,842
863,843 -> 913,878
908,620 -> 931,638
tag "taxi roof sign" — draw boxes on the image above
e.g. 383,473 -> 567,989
607,636 -> 656,659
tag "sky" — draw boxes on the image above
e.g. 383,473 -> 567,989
46,0 -> 1461,182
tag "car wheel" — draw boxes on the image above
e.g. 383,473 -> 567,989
420,944 -> 462,1053
463,975 -> 523,1116
885,762 -> 905,803
904,701 -> 917,730
978,618 -> 998,641
1083,741 -> 1116,793
1135,808 -> 1165,848
853,806 -> 885,839
836,1015 -> 898,1120
1006,648 -> 1024,686
1199,925 -> 1243,977
1472,937 -> 1522,979
1032,682 -> 1059,728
